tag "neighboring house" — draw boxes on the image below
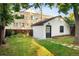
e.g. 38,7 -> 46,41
32,16 -> 70,39
5,9 -> 52,35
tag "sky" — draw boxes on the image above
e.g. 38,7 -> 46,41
30,5 -> 73,17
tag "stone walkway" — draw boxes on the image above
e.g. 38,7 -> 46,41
61,44 -> 79,50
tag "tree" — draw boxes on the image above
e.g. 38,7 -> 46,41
68,13 -> 75,24
64,13 -> 75,36
0,3 -> 30,45
57,4 -> 79,44
47,3 -> 79,44
32,3 -> 45,20
64,13 -> 75,25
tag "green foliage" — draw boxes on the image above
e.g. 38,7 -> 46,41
15,14 -> 24,19
0,3 -> 30,26
5,29 -> 17,37
12,4 -> 21,12
64,13 -> 75,25
12,3 -> 30,12
45,3 -> 54,9
46,3 -> 79,15
71,3 -> 79,11
32,3 -> 43,9
57,4 -> 72,14
0,4 -> 14,26
69,13 -> 75,21
21,3 -> 29,8
32,3 -> 54,9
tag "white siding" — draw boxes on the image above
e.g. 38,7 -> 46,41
44,17 -> 70,37
32,26 -> 45,39
32,17 -> 70,39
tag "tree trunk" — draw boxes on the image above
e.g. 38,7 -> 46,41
0,4 -> 7,45
73,8 -> 79,44
0,26 -> 6,45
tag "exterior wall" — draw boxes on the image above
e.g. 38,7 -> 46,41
32,17 -> 70,39
44,17 -> 70,37
32,26 -> 45,39
5,9 -> 51,30
5,19 -> 32,30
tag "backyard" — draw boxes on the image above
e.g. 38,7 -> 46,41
0,34 -> 79,56
45,36 -> 75,44
36,36 -> 79,56
0,34 -> 53,56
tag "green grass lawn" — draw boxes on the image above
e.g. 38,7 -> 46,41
0,34 -> 79,56
0,34 -> 37,56
47,36 -> 75,44
36,36 -> 79,56
0,34 -> 53,56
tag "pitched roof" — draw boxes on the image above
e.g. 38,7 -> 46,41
32,16 -> 62,26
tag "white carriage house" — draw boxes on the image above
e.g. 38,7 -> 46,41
32,16 -> 70,39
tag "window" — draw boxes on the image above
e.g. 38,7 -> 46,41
31,16 -> 35,20
26,24 -> 29,26
60,26 -> 64,33
26,17 -> 27,20
31,16 -> 38,20
16,23 -> 18,27
46,26 -> 51,33
14,23 -> 18,27
22,23 -> 25,27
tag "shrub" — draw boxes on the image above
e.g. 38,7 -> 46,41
5,29 -> 17,37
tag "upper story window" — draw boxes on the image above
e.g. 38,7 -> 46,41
25,17 -> 27,20
15,14 -> 24,19
22,23 -> 25,27
26,23 -> 29,26
60,26 -> 64,33
14,23 -> 18,27
31,15 -> 38,20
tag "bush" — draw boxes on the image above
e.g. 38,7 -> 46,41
5,29 -> 17,37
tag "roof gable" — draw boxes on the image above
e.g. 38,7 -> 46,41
32,16 -> 63,26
